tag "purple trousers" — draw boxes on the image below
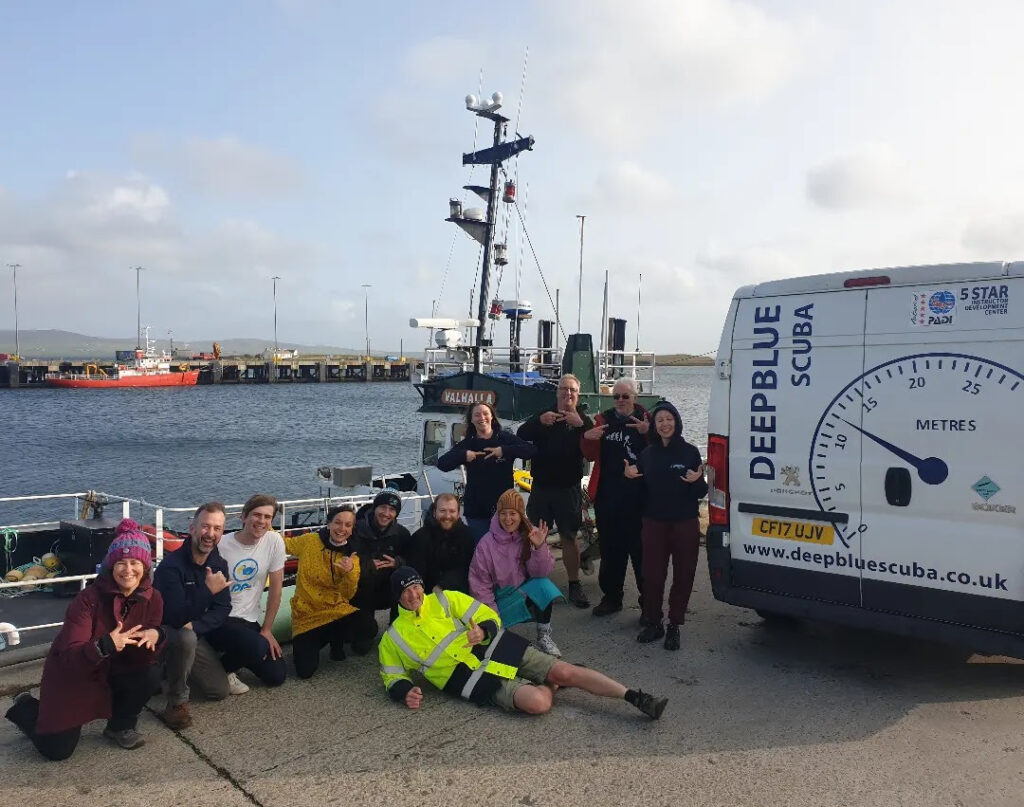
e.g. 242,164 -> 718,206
641,517 -> 700,626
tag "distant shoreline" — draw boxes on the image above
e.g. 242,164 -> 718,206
655,354 -> 714,366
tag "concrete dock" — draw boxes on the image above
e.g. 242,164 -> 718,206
1,358 -> 411,387
2,555 -> 1022,807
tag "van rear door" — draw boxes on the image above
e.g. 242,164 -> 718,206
727,288 -> 867,606
859,268 -> 1024,631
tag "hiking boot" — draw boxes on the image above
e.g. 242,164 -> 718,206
226,672 -> 250,695
535,630 -> 562,657
103,727 -> 145,749
592,598 -> 622,617
636,622 -> 665,643
664,623 -> 680,652
566,581 -> 590,609
626,689 -> 668,720
160,702 -> 193,730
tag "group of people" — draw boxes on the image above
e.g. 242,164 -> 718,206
6,373 -> 706,760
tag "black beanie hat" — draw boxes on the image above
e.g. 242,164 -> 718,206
374,489 -> 402,516
391,566 -> 424,603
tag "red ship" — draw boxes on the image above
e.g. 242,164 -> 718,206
46,330 -> 200,389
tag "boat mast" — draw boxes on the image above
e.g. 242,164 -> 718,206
449,92 -> 534,373
133,266 -> 144,349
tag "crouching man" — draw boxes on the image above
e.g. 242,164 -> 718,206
378,567 -> 667,719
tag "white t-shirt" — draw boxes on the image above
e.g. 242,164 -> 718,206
219,530 -> 286,624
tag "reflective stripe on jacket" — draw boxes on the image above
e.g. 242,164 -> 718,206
378,589 -> 530,704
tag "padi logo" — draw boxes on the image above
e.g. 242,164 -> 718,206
232,559 -> 258,582
928,290 -> 956,316
971,476 -> 1000,501
971,476 -> 1016,514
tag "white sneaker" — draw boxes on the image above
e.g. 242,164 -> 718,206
226,672 -> 250,695
535,631 -> 562,657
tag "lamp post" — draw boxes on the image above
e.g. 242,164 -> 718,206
271,276 -> 281,353
361,284 -> 372,359
6,264 -> 20,358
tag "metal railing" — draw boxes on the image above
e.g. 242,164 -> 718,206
1,489 -> 431,652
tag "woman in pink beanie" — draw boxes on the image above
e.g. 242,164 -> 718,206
5,519 -> 164,759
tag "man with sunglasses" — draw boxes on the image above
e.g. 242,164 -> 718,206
581,379 -> 650,617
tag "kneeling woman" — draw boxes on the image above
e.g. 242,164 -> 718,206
5,520 -> 163,760
285,505 -> 377,679
469,489 -> 563,656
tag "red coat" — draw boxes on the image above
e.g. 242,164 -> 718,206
37,574 -> 163,734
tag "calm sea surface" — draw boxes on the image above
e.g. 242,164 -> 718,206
0,367 -> 712,526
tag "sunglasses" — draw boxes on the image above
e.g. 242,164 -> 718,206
612,393 -> 633,400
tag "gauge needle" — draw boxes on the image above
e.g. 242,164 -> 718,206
839,418 -> 949,485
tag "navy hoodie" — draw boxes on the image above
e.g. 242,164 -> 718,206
635,400 -> 708,521
153,536 -> 232,636
436,426 -> 537,518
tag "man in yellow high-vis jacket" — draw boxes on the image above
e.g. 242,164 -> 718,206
379,567 -> 667,718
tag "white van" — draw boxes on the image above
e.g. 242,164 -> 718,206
705,261 -> 1023,654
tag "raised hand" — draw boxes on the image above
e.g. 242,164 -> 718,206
205,566 -> 229,595
682,465 -> 704,483
109,621 -> 145,652
528,519 -> 550,548
405,685 -> 424,710
465,450 -> 482,463
374,554 -> 397,570
137,628 -> 160,651
540,411 -> 563,426
464,618 -> 485,646
626,414 -> 650,434
562,410 -> 584,428
336,554 -> 354,574
584,423 -> 608,441
481,446 -> 503,460
624,459 -> 643,479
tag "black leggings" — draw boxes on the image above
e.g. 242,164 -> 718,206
291,609 -> 378,679
526,601 -> 554,625
5,667 -> 157,761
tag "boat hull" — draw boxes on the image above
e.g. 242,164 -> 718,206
45,370 -> 200,388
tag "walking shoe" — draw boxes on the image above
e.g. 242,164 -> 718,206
626,689 -> 668,720
636,622 -> 665,643
664,623 -> 680,652
535,632 -> 562,657
103,727 -> 145,749
567,581 -> 590,609
591,598 -> 623,617
160,702 -> 193,730
226,672 -> 250,695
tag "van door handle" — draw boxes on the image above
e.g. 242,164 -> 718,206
885,467 -> 912,507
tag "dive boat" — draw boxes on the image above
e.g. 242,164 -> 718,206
45,328 -> 200,389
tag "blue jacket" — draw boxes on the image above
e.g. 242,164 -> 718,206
436,427 -> 537,519
153,536 -> 232,637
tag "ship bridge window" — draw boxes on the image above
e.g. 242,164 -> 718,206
423,420 -> 446,466
451,422 -> 467,445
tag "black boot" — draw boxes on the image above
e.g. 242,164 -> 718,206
664,623 -> 680,651
625,688 -> 668,719
636,621 -> 665,643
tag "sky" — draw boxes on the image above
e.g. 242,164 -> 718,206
2,0 -> 1024,357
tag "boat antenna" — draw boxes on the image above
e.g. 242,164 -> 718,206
133,266 -> 144,349
636,272 -> 642,351
575,215 -> 585,333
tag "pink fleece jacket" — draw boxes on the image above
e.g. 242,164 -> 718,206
468,512 -> 556,609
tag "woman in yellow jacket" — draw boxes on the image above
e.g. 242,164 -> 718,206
285,505 -> 378,679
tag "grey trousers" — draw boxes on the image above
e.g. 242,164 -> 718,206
163,625 -> 230,704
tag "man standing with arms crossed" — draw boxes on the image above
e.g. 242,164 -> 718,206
155,502 -> 235,730
517,373 -> 594,608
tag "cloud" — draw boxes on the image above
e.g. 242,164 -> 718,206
961,212 -> 1024,257
538,0 -> 819,146
806,143 -> 911,210
585,162 -> 675,211
695,242 -> 801,284
132,135 -> 305,198
403,37 -> 489,85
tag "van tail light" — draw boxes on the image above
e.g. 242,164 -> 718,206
707,434 -> 729,526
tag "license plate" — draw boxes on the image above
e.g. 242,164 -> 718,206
752,517 -> 834,545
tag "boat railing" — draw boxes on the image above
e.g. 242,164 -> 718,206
420,343 -> 565,382
596,348 -> 658,393
1,490 -> 432,650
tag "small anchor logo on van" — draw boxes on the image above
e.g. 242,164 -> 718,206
971,476 -> 1000,501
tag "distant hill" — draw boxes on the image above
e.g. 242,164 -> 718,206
0,329 -> 364,360
656,353 -> 715,366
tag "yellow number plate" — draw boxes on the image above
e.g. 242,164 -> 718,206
752,517 -> 834,545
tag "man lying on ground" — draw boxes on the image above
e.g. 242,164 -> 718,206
378,566 -> 667,719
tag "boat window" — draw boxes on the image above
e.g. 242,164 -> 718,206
451,422 -> 467,445
423,420 -> 446,466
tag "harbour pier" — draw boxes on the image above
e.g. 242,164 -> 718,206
0,357 -> 412,389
